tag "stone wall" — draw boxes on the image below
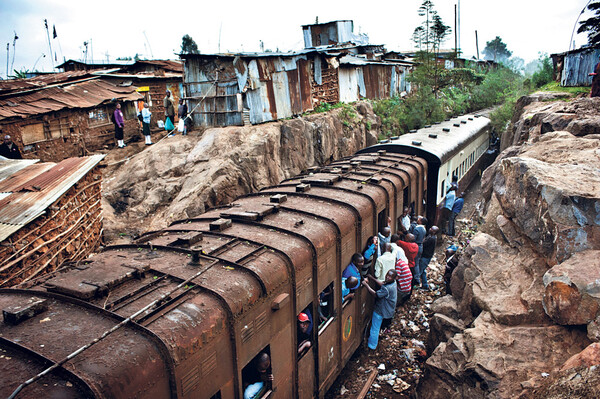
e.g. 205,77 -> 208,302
420,94 -> 600,398
101,101 -> 380,242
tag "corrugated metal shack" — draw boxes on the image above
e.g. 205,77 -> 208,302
181,19 -> 412,127
0,154 -> 104,287
95,60 -> 184,127
0,71 -> 142,162
182,49 -> 412,127
551,45 -> 600,87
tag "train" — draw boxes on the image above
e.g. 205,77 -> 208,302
0,114 -> 491,399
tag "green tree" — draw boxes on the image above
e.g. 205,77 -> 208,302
483,36 -> 512,63
181,34 -> 199,54
412,26 -> 426,51
417,0 -> 435,52
430,13 -> 451,54
578,1 -> 600,46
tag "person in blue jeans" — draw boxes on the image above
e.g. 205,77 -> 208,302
417,226 -> 438,289
448,192 -> 464,236
440,186 -> 456,234
362,270 -> 397,350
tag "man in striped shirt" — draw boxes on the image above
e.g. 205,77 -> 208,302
395,257 -> 412,306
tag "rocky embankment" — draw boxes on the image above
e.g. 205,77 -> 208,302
102,102 -> 379,242
419,93 -> 600,398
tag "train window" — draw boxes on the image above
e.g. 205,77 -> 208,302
403,188 -> 409,211
318,282 -> 335,332
440,179 -> 445,196
377,210 -> 388,235
297,308 -> 313,359
209,392 -> 222,399
242,347 -> 272,399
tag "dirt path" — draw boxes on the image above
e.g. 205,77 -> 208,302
325,177 -> 483,398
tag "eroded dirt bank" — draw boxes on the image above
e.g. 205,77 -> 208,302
419,93 -> 600,398
101,102 -> 379,242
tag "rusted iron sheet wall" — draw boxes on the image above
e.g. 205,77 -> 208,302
561,47 -> 600,87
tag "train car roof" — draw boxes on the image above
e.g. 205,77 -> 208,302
358,114 -> 491,166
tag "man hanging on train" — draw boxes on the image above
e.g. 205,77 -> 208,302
342,253 -> 363,290
342,276 -> 359,302
297,312 -> 312,357
362,270 -> 398,350
242,352 -> 273,399
374,243 -> 396,282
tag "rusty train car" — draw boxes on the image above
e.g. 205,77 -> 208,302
0,114 -> 491,399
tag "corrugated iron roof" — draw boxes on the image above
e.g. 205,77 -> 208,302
0,78 -> 142,121
135,60 -> 183,72
0,71 -> 92,95
0,154 -> 104,242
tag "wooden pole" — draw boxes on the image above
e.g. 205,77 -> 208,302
454,5 -> 458,58
475,30 -> 480,60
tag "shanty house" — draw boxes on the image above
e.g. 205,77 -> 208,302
96,60 -> 184,127
0,71 -> 142,162
551,45 -> 600,87
0,154 -> 104,287
182,20 -> 412,127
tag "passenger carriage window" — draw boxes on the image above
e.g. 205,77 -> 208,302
318,282 -> 335,332
440,179 -> 445,196
210,392 -> 222,399
297,308 -> 313,359
242,347 -> 273,399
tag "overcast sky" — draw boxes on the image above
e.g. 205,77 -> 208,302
0,0 -> 594,78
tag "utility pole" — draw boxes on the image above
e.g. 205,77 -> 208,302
475,30 -> 480,60
44,19 -> 55,69
457,0 -> 461,56
6,43 -> 9,79
11,32 -> 18,75
454,4 -> 458,58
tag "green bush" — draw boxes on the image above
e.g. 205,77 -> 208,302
531,56 -> 554,88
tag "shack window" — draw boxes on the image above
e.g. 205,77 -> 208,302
47,117 -> 69,139
242,347 -> 272,399
318,282 -> 334,332
297,308 -> 313,359
88,108 -> 109,126
21,123 -> 46,145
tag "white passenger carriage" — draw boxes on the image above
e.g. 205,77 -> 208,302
358,114 -> 491,224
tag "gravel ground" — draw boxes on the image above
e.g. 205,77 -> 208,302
325,177 -> 483,398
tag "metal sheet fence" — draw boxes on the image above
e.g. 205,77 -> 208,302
561,47 -> 600,87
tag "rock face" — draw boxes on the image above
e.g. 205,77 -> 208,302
102,102 -> 379,241
420,95 -> 600,398
543,250 -> 600,327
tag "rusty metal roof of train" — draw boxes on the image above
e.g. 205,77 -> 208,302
0,154 -> 104,242
0,74 -> 142,121
360,114 -> 491,165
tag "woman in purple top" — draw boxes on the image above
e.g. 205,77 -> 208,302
113,103 -> 125,148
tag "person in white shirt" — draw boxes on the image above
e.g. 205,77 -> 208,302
389,234 -> 408,264
374,243 -> 396,282
401,207 -> 411,233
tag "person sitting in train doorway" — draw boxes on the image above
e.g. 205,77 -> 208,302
361,236 -> 378,277
374,243 -> 396,282
440,186 -> 457,235
362,270 -> 397,350
342,276 -> 359,302
342,253 -> 363,290
242,352 -> 273,399
397,233 -> 419,283
297,312 -> 312,357
448,192 -> 465,236
400,207 -> 411,234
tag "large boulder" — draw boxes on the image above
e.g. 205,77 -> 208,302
542,250 -> 600,326
102,102 -> 380,240
450,233 -> 551,327
490,132 -> 600,264
560,342 -> 600,371
419,312 -> 590,398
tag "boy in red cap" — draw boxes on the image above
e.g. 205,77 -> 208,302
297,312 -> 312,356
